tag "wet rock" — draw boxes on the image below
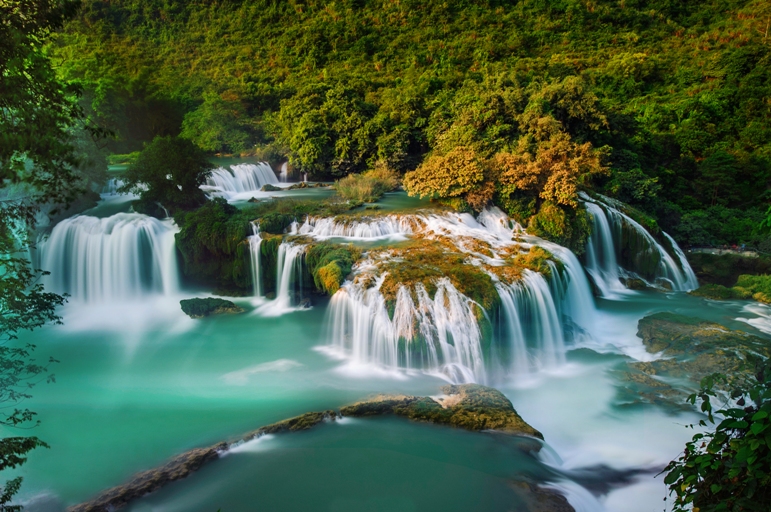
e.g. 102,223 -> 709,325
619,277 -> 648,290
67,445 -> 226,512
616,312 -> 771,408
340,384 -> 543,443
509,481 -> 575,512
298,297 -> 312,309
261,183 -> 282,191
67,387 -> 542,511
179,298 -> 244,318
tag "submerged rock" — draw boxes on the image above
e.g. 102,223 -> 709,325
66,386 -> 546,511
617,312 -> 771,408
340,384 -> 543,442
179,298 -> 244,318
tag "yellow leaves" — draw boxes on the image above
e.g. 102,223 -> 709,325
403,146 -> 485,199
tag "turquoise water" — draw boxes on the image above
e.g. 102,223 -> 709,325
10,287 -> 770,511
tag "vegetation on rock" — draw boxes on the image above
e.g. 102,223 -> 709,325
334,164 -> 400,203
306,243 -> 362,295
179,298 -> 244,319
617,313 -> 771,409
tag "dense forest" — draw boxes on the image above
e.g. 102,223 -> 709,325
50,0 -> 771,247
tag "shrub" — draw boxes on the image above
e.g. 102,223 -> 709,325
334,164 -> 400,203
663,365 -> 771,512
306,243 -> 361,295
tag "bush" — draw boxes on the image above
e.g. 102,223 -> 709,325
663,364 -> 771,511
334,164 -> 400,203
306,243 -> 361,295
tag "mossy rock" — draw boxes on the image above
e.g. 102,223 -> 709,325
259,212 -> 294,234
261,183 -> 282,191
615,313 -> 771,408
180,298 -> 244,318
689,283 -> 752,301
686,252 -> 771,287
340,384 -> 542,444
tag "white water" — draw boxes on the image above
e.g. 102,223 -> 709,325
327,277 -> 485,383
38,213 -> 179,303
279,162 -> 288,182
248,223 -> 263,298
497,271 -> 566,373
581,193 -> 698,292
256,243 -> 307,317
297,215 -> 418,241
202,163 -> 278,200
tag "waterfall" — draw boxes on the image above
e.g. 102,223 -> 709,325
327,277 -> 486,383
496,271 -> 566,372
38,213 -> 179,302
297,215 -> 417,240
202,163 -> 278,199
100,178 -> 124,196
248,223 -> 263,298
256,243 -> 307,317
279,162 -> 288,182
581,193 -> 698,292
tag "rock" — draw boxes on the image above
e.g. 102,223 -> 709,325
340,384 -> 543,443
286,182 -> 327,189
67,386 -> 543,511
620,277 -> 648,290
261,184 -> 282,191
179,298 -> 244,319
509,481 -> 575,512
616,312 -> 771,408
298,297 -> 312,309
67,445 -> 226,512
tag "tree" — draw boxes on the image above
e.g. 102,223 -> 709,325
180,91 -> 252,154
402,146 -> 487,208
1,1 -> 85,506
119,136 -> 213,217
663,364 -> 771,511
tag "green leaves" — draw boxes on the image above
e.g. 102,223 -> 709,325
664,363 -> 771,511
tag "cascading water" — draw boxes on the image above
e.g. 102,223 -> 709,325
256,243 -> 307,317
38,213 -> 180,302
202,163 -> 278,199
100,178 -> 125,196
297,215 -> 418,240
581,193 -> 698,292
327,276 -> 485,383
247,223 -> 263,298
279,162 -> 288,182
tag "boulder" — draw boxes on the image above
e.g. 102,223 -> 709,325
179,298 -> 244,319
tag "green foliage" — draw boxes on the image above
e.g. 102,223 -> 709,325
50,0 -> 771,243
119,136 -> 213,216
735,274 -> 771,303
173,198 -> 254,291
181,91 -> 253,154
306,243 -> 361,295
663,364 -> 771,511
334,165 -> 400,203
527,201 -> 591,255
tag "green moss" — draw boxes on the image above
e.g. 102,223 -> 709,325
305,242 -> 362,295
690,283 -> 752,301
340,384 -> 542,442
259,212 -> 294,234
528,202 -> 590,255
379,240 -> 499,313
179,297 -> 244,318
174,198 -> 254,291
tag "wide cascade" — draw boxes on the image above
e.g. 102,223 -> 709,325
327,277 -> 485,384
296,215 -> 419,240
38,213 -> 179,302
202,163 -> 278,198
581,193 -> 698,293
322,207 -> 600,383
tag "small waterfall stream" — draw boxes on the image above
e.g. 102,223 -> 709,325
582,193 -> 698,292
256,243 -> 307,317
38,213 -> 180,302
297,215 -> 417,240
247,223 -> 263,298
202,163 -> 278,198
